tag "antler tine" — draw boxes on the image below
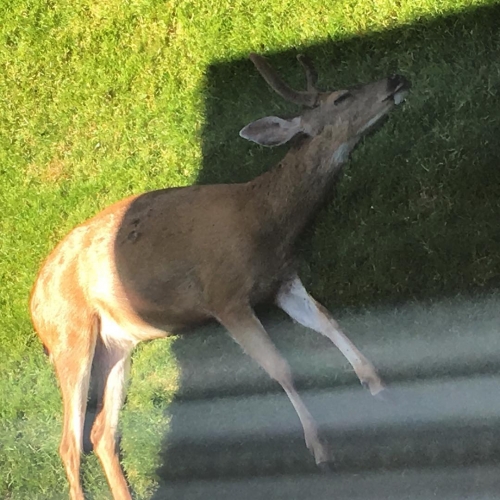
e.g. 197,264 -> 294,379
249,53 -> 318,108
296,54 -> 318,93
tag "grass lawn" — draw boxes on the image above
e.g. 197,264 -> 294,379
1,0 -> 500,498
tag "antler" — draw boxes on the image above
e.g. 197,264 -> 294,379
249,53 -> 319,108
296,54 -> 318,93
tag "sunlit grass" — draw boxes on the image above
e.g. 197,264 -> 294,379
1,0 -> 499,497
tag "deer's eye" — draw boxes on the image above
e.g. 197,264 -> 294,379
334,92 -> 352,105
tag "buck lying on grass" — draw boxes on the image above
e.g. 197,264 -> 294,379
30,52 -> 410,499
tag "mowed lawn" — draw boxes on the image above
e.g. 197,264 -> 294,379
1,0 -> 500,498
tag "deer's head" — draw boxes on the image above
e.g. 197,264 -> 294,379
240,53 -> 410,165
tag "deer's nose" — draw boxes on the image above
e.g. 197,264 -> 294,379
387,74 -> 411,92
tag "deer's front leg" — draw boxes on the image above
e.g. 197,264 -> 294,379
276,275 -> 385,396
216,305 -> 331,468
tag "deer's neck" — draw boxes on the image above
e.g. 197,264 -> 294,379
247,135 -> 352,251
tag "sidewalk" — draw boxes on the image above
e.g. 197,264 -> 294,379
171,292 -> 500,400
155,465 -> 500,500
152,292 -> 500,494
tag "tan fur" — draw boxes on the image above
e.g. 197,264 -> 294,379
30,53 -> 409,499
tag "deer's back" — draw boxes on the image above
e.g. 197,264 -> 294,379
32,183 -> 296,339
114,184 -> 295,322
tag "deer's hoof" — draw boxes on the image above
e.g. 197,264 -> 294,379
317,460 -> 336,473
374,387 -> 399,405
360,375 -> 385,397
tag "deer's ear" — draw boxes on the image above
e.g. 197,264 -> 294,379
239,116 -> 304,147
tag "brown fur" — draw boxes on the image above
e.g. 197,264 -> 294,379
30,53 -> 409,499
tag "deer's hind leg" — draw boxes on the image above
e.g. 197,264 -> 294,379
89,314 -> 136,500
48,315 -> 99,500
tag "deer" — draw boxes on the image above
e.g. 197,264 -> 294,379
30,52 -> 410,499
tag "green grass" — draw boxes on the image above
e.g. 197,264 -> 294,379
1,0 -> 500,498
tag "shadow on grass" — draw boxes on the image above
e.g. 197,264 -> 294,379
132,2 -> 500,494
196,5 -> 500,310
